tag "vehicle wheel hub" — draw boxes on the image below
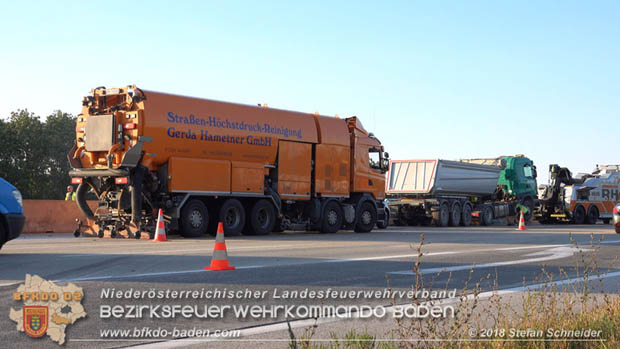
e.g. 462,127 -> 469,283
257,209 -> 268,227
361,211 -> 372,225
190,210 -> 203,228
226,208 -> 240,227
327,210 -> 338,225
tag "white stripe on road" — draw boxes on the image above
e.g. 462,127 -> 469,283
61,265 -> 266,282
324,244 -> 570,264
389,246 -> 592,275
3,241 -> 619,286
8,242 -> 325,253
59,245 -> 571,281
50,245 -> 597,282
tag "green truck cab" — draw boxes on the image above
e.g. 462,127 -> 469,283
496,156 -> 538,219
499,156 -> 538,198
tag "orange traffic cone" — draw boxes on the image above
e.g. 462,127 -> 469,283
205,222 -> 235,270
516,211 -> 527,231
152,209 -> 168,242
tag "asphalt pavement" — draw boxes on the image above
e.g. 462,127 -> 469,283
1,224 -> 619,348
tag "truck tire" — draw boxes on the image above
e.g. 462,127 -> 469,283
434,201 -> 450,227
480,205 -> 493,226
180,200 -> 209,238
219,199 -> 246,236
461,203 -> 472,227
573,205 -> 586,224
321,201 -> 343,234
586,206 -> 599,225
377,208 -> 389,229
449,202 -> 461,227
355,202 -> 377,233
245,199 -> 275,236
603,219 -> 610,225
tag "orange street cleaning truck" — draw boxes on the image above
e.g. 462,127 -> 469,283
68,86 -> 389,238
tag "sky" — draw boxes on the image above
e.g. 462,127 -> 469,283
1,1 -> 618,183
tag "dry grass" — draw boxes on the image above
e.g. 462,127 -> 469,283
290,233 -> 620,349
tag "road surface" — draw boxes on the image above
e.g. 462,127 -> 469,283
1,224 -> 619,348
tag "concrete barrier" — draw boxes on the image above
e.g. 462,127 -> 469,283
23,200 -> 96,234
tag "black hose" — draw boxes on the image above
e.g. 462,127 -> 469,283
131,166 -> 145,224
76,182 -> 94,219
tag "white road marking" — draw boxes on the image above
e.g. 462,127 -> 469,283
54,243 -> 329,257
3,241 -> 619,286
56,265 -> 267,282
324,244 -> 570,263
46,246 -> 590,282
389,246 -> 593,275
11,241 -> 350,255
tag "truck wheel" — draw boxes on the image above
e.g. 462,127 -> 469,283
219,199 -> 245,236
355,202 -> 377,233
480,206 -> 493,226
321,201 -> 343,234
180,199 -> 209,237
436,201 -> 450,227
245,199 -> 275,235
449,202 -> 461,227
603,219 -> 610,225
573,206 -> 586,224
586,206 -> 599,224
377,208 -> 390,229
461,203 -> 472,227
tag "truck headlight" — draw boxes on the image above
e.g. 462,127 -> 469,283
12,190 -> 23,207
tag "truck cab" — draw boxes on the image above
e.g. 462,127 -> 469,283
498,156 -> 538,199
348,117 -> 387,201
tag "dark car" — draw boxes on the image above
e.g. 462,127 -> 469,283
0,177 -> 25,250
614,203 -> 620,234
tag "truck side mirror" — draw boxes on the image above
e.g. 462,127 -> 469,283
381,158 -> 389,173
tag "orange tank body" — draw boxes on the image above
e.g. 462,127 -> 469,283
69,86 -> 389,237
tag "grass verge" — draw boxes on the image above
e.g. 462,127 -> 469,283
289,233 -> 620,348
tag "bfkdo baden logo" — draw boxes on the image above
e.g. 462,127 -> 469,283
24,305 -> 48,337
10,274 -> 86,345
